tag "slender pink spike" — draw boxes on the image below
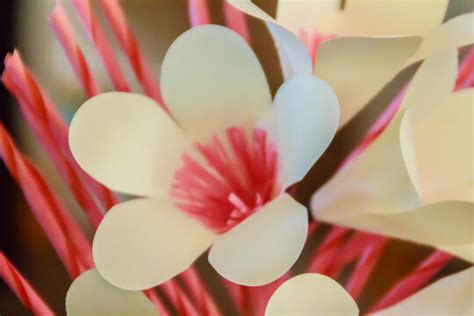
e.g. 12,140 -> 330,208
307,227 -> 350,274
187,0 -> 211,27
97,0 -> 169,113
345,238 -> 387,300
49,2 -> 101,98
71,0 -> 130,92
0,253 -> 55,315
179,268 -> 221,315
2,52 -> 116,228
370,251 -> 453,312
456,47 -> 474,90
0,125 -> 92,278
223,1 -> 251,43
143,289 -> 170,316
160,280 -> 200,316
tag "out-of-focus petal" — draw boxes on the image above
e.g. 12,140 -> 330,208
161,25 -> 271,140
265,273 -> 359,316
93,198 -> 215,290
407,13 -> 474,64
66,269 -> 156,316
263,75 -> 339,187
228,0 -> 312,78
69,92 -> 188,197
208,193 -> 308,286
317,0 -> 448,37
314,36 -> 421,127
373,268 -> 474,316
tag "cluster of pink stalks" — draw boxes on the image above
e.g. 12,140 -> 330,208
0,0 -> 473,315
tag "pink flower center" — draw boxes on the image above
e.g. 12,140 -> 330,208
170,126 -> 281,233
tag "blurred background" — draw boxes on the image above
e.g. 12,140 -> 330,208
0,0 -> 472,315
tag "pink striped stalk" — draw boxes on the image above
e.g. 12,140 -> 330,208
223,1 -> 251,43
160,281 -> 200,316
307,227 -> 351,274
0,125 -> 92,277
71,0 -> 130,92
179,268 -> 221,315
97,0 -> 168,112
0,253 -> 55,315
187,0 -> 211,27
370,251 -> 453,312
2,52 -> 113,229
48,2 -> 101,98
143,289 -> 169,316
345,237 -> 387,300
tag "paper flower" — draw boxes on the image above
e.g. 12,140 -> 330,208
68,24 -> 339,290
312,50 -> 473,261
266,268 -> 473,316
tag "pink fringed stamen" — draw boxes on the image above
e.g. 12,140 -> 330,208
223,2 -> 251,43
97,0 -> 169,113
0,253 -> 55,315
71,0 -> 130,92
171,126 -> 280,233
307,227 -> 351,274
0,125 -> 92,277
49,2 -> 101,98
187,0 -> 211,27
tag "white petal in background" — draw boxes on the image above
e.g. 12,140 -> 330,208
69,92 -> 188,197
161,25 -> 272,140
263,75 -> 339,187
209,193 -> 308,286
315,36 -> 421,127
373,268 -> 474,316
312,51 -> 474,262
265,273 -> 358,316
66,269 -> 156,316
93,198 -> 215,290
228,0 -> 313,78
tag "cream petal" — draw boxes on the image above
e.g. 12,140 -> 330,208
265,273 -> 359,316
66,269 -> 156,316
315,36 -> 421,127
228,0 -> 312,78
319,0 -> 448,37
311,112 -> 420,221
93,198 -> 215,290
208,193 -> 308,286
160,25 -> 272,140
407,13 -> 474,64
263,75 -> 339,187
373,268 -> 474,316
69,92 -> 188,197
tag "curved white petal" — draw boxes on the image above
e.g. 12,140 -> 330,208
407,13 -> 474,64
373,268 -> 474,316
228,0 -> 312,78
263,75 -> 339,187
161,25 -> 272,140
317,0 -> 448,37
69,92 -> 188,197
315,36 -> 421,127
93,198 -> 215,290
208,193 -> 308,286
66,269 -> 156,316
265,273 -> 359,316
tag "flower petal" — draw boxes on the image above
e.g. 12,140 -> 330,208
315,36 -> 421,127
265,273 -> 359,316
69,92 -> 188,197
161,25 -> 272,140
208,193 -> 308,286
66,269 -> 155,316
93,198 -> 215,290
407,13 -> 474,64
373,268 -> 473,316
228,0 -> 312,78
263,75 -> 339,187
319,0 -> 448,37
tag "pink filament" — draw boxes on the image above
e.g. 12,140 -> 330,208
187,0 -> 211,27
298,29 -> 335,70
223,2 -> 251,43
171,126 -> 280,233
